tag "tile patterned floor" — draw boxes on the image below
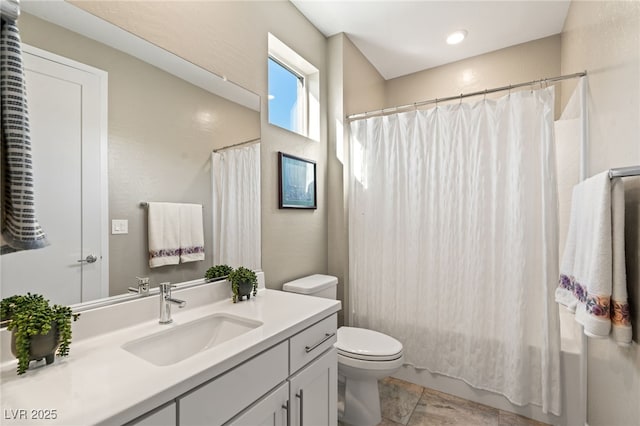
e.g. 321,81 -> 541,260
374,377 -> 549,426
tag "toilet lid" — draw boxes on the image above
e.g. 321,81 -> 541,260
336,327 -> 403,360
282,274 -> 338,294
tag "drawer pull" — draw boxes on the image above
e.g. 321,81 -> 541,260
305,332 -> 335,353
282,400 -> 290,426
296,390 -> 304,426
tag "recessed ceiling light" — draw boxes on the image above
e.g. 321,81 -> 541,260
447,30 -> 468,45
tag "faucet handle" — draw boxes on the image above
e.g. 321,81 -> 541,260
136,277 -> 150,294
129,277 -> 150,295
159,282 -> 175,292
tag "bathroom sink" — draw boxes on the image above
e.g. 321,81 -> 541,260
122,313 -> 262,366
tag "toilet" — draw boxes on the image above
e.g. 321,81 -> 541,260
283,274 -> 404,426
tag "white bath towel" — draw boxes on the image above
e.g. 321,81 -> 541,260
555,172 -> 632,346
148,202 -> 205,267
179,203 -> 205,263
148,202 -> 181,267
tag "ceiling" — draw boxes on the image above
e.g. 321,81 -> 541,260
291,0 -> 571,80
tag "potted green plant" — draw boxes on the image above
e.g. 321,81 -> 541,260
1,293 -> 80,375
227,267 -> 258,303
204,264 -> 234,282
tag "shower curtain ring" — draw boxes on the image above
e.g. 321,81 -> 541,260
483,89 -> 487,101
459,93 -> 463,105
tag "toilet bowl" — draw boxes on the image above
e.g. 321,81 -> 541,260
283,275 -> 404,426
336,326 -> 404,425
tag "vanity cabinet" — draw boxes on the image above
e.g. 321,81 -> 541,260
179,313 -> 338,426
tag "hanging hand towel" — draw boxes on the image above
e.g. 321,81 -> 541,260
179,203 -> 204,263
555,171 -> 632,346
148,202 -> 181,267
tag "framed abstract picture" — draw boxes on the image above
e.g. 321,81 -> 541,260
278,152 -> 317,209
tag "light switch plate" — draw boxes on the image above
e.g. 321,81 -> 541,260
111,219 -> 128,235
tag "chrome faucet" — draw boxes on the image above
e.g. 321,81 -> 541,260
159,282 -> 186,324
128,277 -> 150,296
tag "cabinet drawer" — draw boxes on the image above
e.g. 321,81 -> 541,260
127,402 -> 176,426
179,341 -> 288,425
289,314 -> 337,374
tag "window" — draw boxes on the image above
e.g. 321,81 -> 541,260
268,33 -> 319,141
268,57 -> 304,134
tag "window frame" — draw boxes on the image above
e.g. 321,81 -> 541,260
267,33 -> 319,141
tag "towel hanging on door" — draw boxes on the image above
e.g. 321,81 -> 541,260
0,19 -> 48,253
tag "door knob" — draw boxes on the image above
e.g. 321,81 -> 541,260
77,254 -> 98,263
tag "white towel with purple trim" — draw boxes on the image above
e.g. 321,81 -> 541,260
178,203 -> 204,263
148,202 -> 204,267
148,202 -> 181,267
555,171 -> 632,346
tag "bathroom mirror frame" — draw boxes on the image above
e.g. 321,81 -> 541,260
9,1 -> 261,313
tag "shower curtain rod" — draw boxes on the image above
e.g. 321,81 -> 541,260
346,71 -> 587,121
212,137 -> 261,153
609,165 -> 640,179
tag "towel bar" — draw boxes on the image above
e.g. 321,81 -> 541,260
140,202 -> 203,208
608,165 -> 640,179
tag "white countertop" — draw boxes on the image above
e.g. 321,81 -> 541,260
0,285 -> 340,425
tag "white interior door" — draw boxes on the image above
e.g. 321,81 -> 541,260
0,45 -> 107,305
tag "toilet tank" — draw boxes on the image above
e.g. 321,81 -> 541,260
282,274 -> 338,299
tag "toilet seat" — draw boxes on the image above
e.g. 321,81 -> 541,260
337,348 -> 403,362
336,327 -> 403,361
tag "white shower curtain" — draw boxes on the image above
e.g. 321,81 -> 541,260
211,143 -> 261,270
348,87 -> 561,414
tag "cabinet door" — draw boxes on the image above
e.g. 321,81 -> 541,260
227,382 -> 289,426
180,342 -> 288,425
289,348 -> 337,426
127,401 -> 176,426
